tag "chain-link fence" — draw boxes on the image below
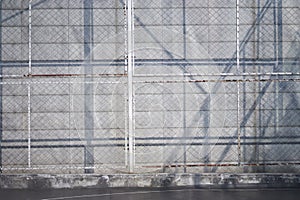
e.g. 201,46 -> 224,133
0,0 -> 299,174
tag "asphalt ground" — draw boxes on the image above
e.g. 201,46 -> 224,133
0,187 -> 299,200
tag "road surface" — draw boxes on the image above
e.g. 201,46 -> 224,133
0,187 -> 299,200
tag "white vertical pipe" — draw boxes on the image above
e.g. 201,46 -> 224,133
27,84 -> 31,168
274,1 -> 279,135
124,0 -> 128,166
236,0 -> 240,69
28,0 -> 32,168
123,0 -> 127,168
236,0 -> 241,165
132,0 -> 135,169
127,0 -> 135,173
28,0 -> 32,75
124,0 -> 128,73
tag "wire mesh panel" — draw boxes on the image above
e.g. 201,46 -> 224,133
133,0 -> 233,173
70,76 -> 127,173
237,0 -> 300,173
1,0 -> 29,76
240,79 -> 300,173
0,0 -> 127,174
0,0 -> 299,174
1,82 -> 28,171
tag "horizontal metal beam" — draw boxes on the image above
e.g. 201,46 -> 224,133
142,161 -> 300,169
2,135 -> 300,143
2,141 -> 300,149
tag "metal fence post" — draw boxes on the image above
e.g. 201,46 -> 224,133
27,0 -> 32,168
236,0 -> 242,165
27,83 -> 31,168
275,0 -> 283,135
127,0 -> 135,173
0,0 -> 2,172
28,0 -> 32,75
83,0 -> 94,174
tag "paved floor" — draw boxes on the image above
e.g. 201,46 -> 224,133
0,188 -> 299,200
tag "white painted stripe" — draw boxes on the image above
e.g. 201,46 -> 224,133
42,189 -> 198,200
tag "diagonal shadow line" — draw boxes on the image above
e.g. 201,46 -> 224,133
257,104 -> 274,167
131,0 -> 210,95
288,32 -> 300,67
164,95 -> 211,166
209,0 -> 278,169
217,0 -> 274,75
175,0 -> 276,167
242,96 -> 274,168
136,11 -> 214,167
135,12 -> 214,168
1,0 -> 48,23
238,0 -> 274,56
134,16 -> 207,94
0,0 -> 286,170
134,1 -> 210,169
211,80 -> 273,172
132,0 -> 278,168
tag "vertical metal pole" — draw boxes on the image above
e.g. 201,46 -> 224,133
236,0 -> 242,165
83,0 -> 94,174
273,0 -> 278,65
114,0 -> 119,63
28,0 -> 32,168
0,0 -> 3,172
277,0 -> 283,69
276,0 -> 283,135
67,0 -> 72,167
27,84 -> 31,168
123,0 -> 128,168
255,0 -> 261,170
273,0 -> 279,135
28,0 -> 32,75
127,0 -> 135,173
124,1 -> 128,74
182,0 -> 187,173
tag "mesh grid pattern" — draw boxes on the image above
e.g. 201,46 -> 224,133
0,0 -> 299,174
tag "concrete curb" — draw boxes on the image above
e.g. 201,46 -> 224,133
1,173 -> 300,189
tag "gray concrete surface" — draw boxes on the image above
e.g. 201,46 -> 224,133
0,187 -> 300,200
1,173 -> 300,189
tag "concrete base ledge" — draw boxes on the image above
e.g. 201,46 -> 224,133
1,174 -> 300,189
